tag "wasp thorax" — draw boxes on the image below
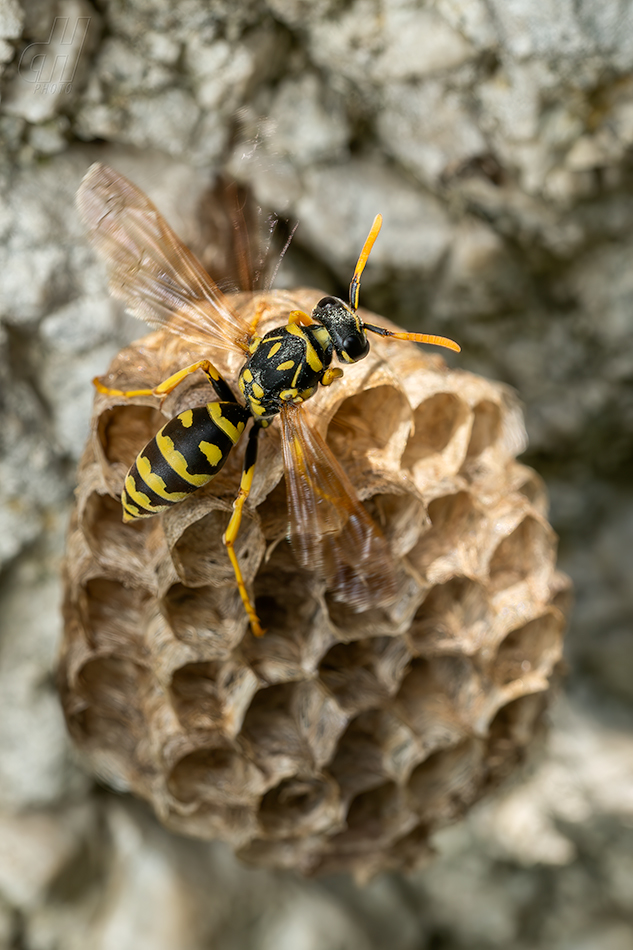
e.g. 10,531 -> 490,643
312,296 -> 370,364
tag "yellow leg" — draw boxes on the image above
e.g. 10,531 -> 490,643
223,425 -> 264,637
321,367 -> 344,386
93,359 -> 237,402
288,309 -> 313,326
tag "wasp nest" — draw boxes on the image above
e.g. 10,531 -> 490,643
60,289 -> 570,879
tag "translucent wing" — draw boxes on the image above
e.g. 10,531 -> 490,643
280,404 -> 398,610
76,163 -> 252,354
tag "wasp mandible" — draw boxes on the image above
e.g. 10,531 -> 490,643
77,164 -> 460,637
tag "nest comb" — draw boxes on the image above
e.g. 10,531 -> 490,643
60,288 -> 570,879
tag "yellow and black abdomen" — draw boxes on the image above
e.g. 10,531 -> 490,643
122,401 -> 250,522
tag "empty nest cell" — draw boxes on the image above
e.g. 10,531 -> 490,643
318,637 -> 411,714
402,392 -> 468,474
97,403 -> 165,468
488,515 -> 555,593
408,490 -> 483,579
409,576 -> 491,657
161,582 -> 245,654
166,502 -> 265,589
325,384 -> 411,474
167,744 -> 265,807
169,659 -> 258,736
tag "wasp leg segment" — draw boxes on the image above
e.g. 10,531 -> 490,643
362,323 -> 461,354
223,424 -> 264,637
288,309 -> 313,326
93,359 -> 239,402
321,367 -> 344,387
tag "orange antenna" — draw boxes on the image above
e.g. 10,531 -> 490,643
363,321 -> 461,353
349,213 -> 382,311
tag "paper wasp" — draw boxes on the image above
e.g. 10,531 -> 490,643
77,164 -> 460,637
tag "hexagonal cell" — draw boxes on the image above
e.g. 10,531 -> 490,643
408,491 -> 483,578
402,392 -> 468,472
486,690 -> 548,782
395,658 -> 472,756
242,545 -> 328,683
291,680 -> 349,767
72,656 -> 148,754
494,610 -> 565,688
336,781 -> 415,850
326,570 -> 422,640
161,582 -> 246,654
97,404 -> 164,468
167,745 -> 265,806
464,400 -> 501,460
259,775 -> 343,839
409,576 -> 490,657
81,491 -> 158,579
330,709 -> 421,799
488,516 -> 554,593
166,502 -> 265,590
240,683 -> 313,778
326,385 -> 411,468
319,638 -> 411,715
363,489 -> 428,558
81,576 -> 150,652
407,738 -> 485,824
169,660 -> 259,737
513,466 -> 549,516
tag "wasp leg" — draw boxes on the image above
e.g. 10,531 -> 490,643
93,359 -> 239,403
288,309 -> 313,326
223,423 -> 264,637
321,367 -> 344,386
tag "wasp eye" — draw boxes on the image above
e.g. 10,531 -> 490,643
316,296 -> 341,311
342,334 -> 370,361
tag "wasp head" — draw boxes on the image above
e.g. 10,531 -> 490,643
311,296 -> 370,364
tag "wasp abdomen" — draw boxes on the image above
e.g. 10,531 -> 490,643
122,402 -> 250,522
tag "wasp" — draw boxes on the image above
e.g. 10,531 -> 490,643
77,164 -> 460,637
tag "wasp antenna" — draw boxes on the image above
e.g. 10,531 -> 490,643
267,220 -> 299,291
349,213 -> 382,311
363,322 -> 461,353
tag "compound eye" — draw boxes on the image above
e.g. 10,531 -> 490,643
315,296 -> 341,311
342,333 -> 370,361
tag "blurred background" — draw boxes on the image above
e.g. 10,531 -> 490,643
1,1 -> 633,947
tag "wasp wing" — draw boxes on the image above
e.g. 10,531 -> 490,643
76,163 -> 252,355
279,404 -> 398,610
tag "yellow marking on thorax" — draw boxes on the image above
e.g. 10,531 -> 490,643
136,456 -> 189,502
292,363 -> 302,387
267,341 -> 282,358
207,402 -> 246,443
252,381 -> 264,399
312,325 -> 330,347
286,322 -> 323,372
242,367 -> 253,383
276,359 -> 295,372
179,409 -> 194,428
